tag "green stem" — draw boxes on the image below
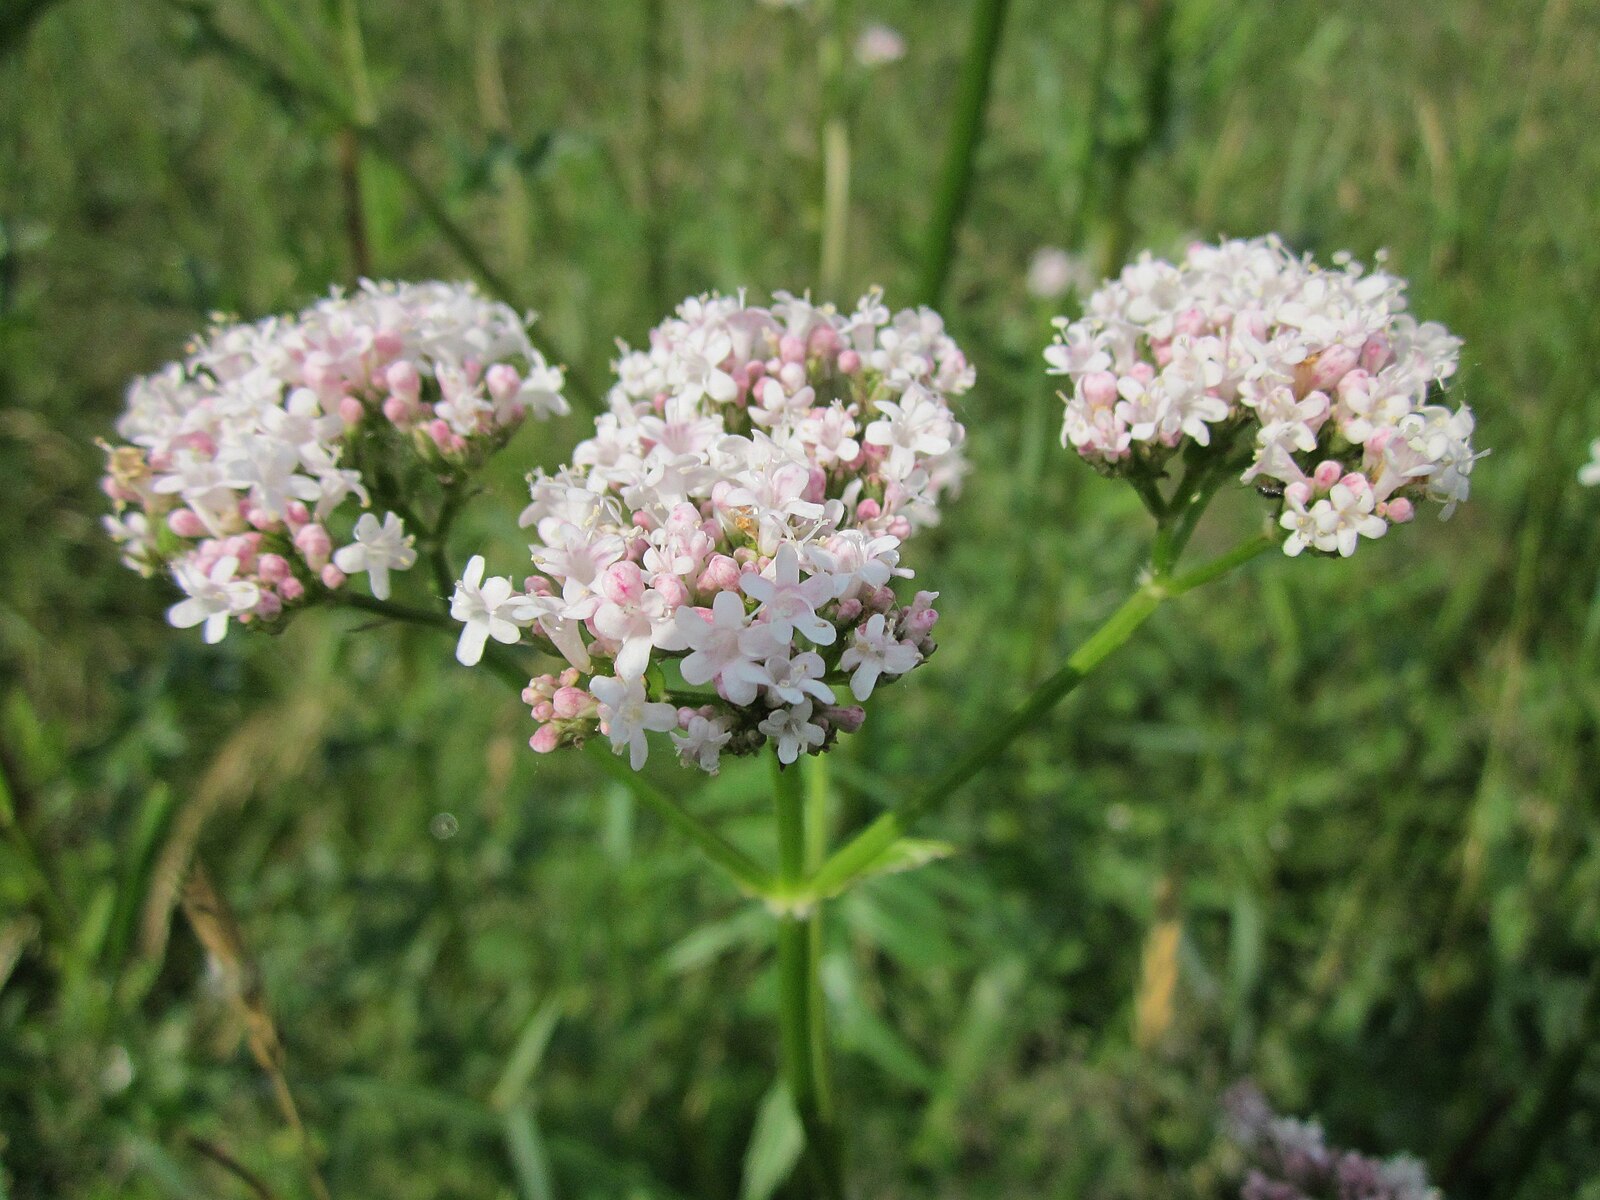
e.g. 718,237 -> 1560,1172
807,533 -> 1276,897
773,760 -> 845,1199
587,744 -> 772,896
917,0 -> 1011,305
335,591 -> 770,896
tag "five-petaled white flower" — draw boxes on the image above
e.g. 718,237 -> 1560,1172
672,714 -> 734,774
450,555 -> 533,666
741,544 -> 837,646
590,675 -> 679,770
758,700 -> 827,765
838,612 -> 920,700
332,511 -> 417,600
168,555 -> 260,644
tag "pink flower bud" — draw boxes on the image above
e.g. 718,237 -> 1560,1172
835,597 -> 863,622
294,523 -> 332,568
254,592 -> 283,620
278,576 -> 306,602
886,516 -> 912,539
530,724 -> 562,754
1285,481 -> 1313,508
284,500 -> 310,529
258,553 -> 291,584
320,563 -> 347,589
1309,344 -> 1359,390
1339,471 -> 1371,494
779,334 -> 807,364
601,561 -> 645,606
867,586 -> 895,612
382,396 -> 413,425
697,554 -> 741,594
553,687 -> 592,719
486,362 -> 522,403
1385,497 -> 1415,524
1312,461 -> 1343,491
1129,361 -> 1156,385
837,349 -> 862,374
825,705 -> 866,734
805,467 -> 828,504
168,509 -> 206,538
778,362 -> 807,392
1174,308 -> 1207,338
855,497 -> 882,522
338,396 -> 365,426
1082,371 -> 1119,408
1359,334 -> 1392,374
373,331 -> 405,358
652,573 -> 690,608
531,701 -> 555,722
428,419 -> 454,450
386,360 -> 421,398
247,506 -> 277,532
808,325 -> 840,357
1152,338 -> 1174,368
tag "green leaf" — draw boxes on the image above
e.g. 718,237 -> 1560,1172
739,1081 -> 803,1200
490,996 -> 564,1112
503,1100 -> 557,1200
813,837 -> 955,899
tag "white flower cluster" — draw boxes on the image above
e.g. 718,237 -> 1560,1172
103,280 -> 568,642
1045,236 -> 1482,558
452,289 -> 970,775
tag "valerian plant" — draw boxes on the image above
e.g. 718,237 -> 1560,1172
104,242 -> 1477,1199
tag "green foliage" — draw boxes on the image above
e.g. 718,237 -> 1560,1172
2,0 -> 1598,1197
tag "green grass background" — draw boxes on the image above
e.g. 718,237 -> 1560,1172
2,0 -> 1598,1196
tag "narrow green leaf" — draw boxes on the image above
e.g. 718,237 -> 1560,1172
490,997 -> 563,1112
813,837 -> 955,899
503,1100 -> 557,1200
662,906 -> 768,975
738,1081 -> 803,1200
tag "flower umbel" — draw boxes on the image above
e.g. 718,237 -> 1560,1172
101,280 -> 569,640
1045,236 -> 1483,558
456,289 -> 967,774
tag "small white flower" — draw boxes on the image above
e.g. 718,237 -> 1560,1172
450,555 -> 532,666
672,714 -> 733,774
590,675 -> 679,770
838,612 -> 920,700
332,511 -> 417,600
675,590 -> 780,704
758,699 -> 827,765
741,544 -> 838,646
167,555 -> 259,644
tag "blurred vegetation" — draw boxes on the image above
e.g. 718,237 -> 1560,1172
2,0 -> 1598,1196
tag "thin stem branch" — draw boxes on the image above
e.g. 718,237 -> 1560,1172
917,0 -> 1011,305
587,742 -> 772,896
807,532 -> 1276,897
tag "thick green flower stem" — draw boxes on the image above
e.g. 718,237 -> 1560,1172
773,758 -> 846,1199
808,533 -> 1276,898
